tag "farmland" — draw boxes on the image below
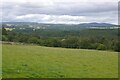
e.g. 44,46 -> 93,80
2,44 -> 118,78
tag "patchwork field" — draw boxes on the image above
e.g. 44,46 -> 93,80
2,44 -> 118,78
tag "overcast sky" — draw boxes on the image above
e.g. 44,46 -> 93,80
1,0 -> 119,24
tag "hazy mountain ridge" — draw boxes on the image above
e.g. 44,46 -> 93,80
1,22 -> 116,27
1,22 -> 118,31
79,22 -> 116,27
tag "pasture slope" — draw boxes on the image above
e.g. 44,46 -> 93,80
0,44 -> 2,78
2,44 -> 118,78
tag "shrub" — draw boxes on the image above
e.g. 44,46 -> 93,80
97,44 -> 106,50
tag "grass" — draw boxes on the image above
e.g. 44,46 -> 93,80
2,44 -> 118,78
0,44 -> 2,78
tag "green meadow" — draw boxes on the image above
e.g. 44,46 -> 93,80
2,44 -> 118,78
0,44 -> 2,78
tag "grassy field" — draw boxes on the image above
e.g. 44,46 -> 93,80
0,44 -> 2,78
2,44 -> 118,78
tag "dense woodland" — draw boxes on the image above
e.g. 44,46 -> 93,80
2,27 -> 120,52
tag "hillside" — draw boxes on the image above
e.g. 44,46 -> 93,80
2,44 -> 118,78
79,22 -> 116,27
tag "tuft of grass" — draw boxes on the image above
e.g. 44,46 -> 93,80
2,44 -> 118,78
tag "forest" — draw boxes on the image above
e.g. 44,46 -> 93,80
2,27 -> 120,52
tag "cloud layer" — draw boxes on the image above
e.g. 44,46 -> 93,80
1,0 -> 119,24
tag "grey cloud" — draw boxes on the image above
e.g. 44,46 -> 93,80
2,1 -> 117,16
1,1 -> 118,24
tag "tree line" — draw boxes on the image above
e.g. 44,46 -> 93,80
2,27 -> 120,52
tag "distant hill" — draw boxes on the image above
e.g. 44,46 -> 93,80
2,22 -> 116,26
1,22 -> 117,29
79,22 -> 116,27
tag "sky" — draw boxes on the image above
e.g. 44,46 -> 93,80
1,0 -> 119,24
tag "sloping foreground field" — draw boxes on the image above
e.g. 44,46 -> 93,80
2,44 -> 118,78
0,44 -> 2,78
